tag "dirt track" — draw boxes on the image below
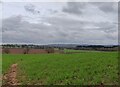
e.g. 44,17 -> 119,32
3,63 -> 19,85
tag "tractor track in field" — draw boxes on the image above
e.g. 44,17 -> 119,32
3,63 -> 20,86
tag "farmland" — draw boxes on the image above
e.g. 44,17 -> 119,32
2,51 -> 118,85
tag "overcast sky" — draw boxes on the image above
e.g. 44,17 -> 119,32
2,2 -> 118,45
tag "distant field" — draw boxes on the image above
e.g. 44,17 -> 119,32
2,51 -> 118,85
64,49 -> 102,53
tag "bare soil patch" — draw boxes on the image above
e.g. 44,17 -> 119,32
2,48 -> 48,54
3,63 -> 19,85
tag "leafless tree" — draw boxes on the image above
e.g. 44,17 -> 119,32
3,48 -> 10,54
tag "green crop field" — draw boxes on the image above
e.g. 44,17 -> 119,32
2,51 -> 118,85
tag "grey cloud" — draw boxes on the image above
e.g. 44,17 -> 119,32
91,2 -> 117,13
45,17 -> 87,30
118,2 -> 120,17
2,14 -> 117,45
24,4 -> 40,14
62,2 -> 86,15
48,9 -> 58,14
3,16 -> 79,44
2,15 -> 22,32
24,4 -> 35,13
2,2 -> 118,45
2,16 -> 86,44
63,2 -> 117,15
93,22 -> 117,33
47,16 -> 117,34
44,16 -> 117,42
2,16 -> 53,43
105,33 -> 117,40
